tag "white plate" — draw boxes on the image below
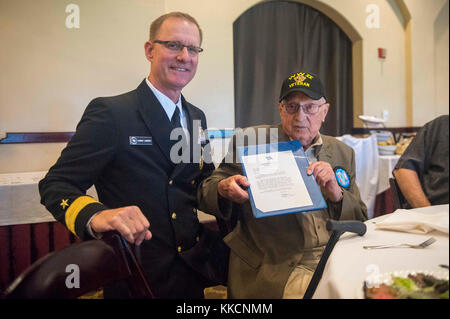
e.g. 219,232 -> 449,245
359,115 -> 386,124
372,131 -> 392,142
378,145 -> 396,155
379,150 -> 396,156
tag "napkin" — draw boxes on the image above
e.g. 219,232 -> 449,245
375,209 -> 449,234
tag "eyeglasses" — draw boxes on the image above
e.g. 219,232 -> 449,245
282,101 -> 325,115
153,40 -> 203,56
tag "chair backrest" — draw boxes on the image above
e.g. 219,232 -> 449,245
389,177 -> 408,210
1,231 -> 154,299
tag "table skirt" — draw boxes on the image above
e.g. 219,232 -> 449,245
0,222 -> 80,291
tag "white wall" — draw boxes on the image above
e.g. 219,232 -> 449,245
406,0 -> 449,126
0,0 -> 448,173
434,1 -> 450,120
0,0 -> 165,173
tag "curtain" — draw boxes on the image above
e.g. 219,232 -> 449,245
233,0 -> 353,136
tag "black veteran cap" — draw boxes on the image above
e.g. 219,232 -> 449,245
279,71 -> 326,102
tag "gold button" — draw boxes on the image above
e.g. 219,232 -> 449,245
171,212 -> 177,219
196,236 -> 200,242
169,180 -> 173,185
193,208 -> 197,214
177,246 -> 182,253
191,180 -> 195,185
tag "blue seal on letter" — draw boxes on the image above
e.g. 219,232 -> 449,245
334,167 -> 350,188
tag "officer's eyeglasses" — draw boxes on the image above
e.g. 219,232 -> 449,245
153,40 -> 203,56
282,101 -> 325,115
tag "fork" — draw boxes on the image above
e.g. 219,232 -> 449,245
363,237 -> 436,250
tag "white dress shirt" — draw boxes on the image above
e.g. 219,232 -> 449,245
145,77 -> 188,130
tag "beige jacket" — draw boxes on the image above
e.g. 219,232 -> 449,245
198,125 -> 368,298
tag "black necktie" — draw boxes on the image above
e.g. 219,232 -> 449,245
171,107 -> 185,157
171,107 -> 182,129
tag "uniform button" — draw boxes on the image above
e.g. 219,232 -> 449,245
169,180 -> 173,185
196,236 -> 200,242
177,246 -> 182,253
171,212 -> 177,220
193,208 -> 197,214
191,180 -> 195,185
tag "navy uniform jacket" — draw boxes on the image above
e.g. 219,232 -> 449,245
39,80 -> 228,298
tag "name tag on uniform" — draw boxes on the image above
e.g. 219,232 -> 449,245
129,136 -> 152,145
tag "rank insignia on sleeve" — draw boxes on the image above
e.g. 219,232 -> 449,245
334,167 -> 350,189
60,199 -> 69,210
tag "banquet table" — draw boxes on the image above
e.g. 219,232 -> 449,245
313,204 -> 449,298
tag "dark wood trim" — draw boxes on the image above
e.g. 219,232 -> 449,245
351,127 -> 421,135
0,132 -> 75,144
0,130 -> 236,144
351,127 -> 420,143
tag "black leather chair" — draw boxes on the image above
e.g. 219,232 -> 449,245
389,177 -> 408,210
2,231 -> 154,299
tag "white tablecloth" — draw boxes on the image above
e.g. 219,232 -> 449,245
338,134 -> 401,218
0,171 -> 215,226
0,171 -> 58,226
313,204 -> 449,298
377,154 -> 400,194
338,134 -> 379,219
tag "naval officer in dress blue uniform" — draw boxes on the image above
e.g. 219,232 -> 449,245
39,12 -> 228,298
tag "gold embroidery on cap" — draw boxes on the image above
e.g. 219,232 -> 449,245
294,73 -> 306,83
287,72 -> 313,88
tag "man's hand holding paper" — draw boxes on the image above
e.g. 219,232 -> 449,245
307,161 -> 343,203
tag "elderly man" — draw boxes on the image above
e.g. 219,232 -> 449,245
39,12 -> 227,298
198,71 -> 367,298
393,115 -> 449,208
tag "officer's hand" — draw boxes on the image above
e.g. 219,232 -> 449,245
90,206 -> 152,245
218,175 -> 250,204
307,161 -> 343,202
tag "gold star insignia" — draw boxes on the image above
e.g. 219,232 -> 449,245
60,199 -> 69,210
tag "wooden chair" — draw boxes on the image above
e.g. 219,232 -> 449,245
1,231 -> 154,299
389,177 -> 408,210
